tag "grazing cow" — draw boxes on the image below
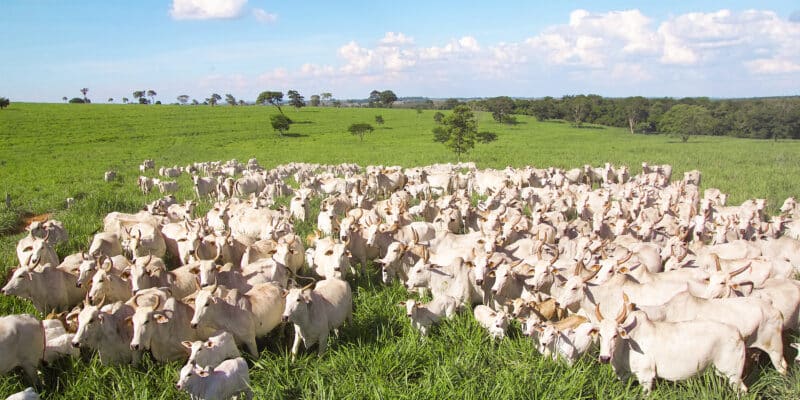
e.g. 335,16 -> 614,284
0,314 -> 44,385
282,279 -> 353,360
176,357 -> 253,400
192,175 -> 218,199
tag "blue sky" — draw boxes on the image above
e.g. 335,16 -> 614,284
2,1 -> 799,102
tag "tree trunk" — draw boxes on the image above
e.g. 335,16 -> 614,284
628,117 -> 636,134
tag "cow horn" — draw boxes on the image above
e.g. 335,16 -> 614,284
616,250 -> 633,265
301,282 -> 314,291
354,208 -> 363,221
595,305 -> 605,321
152,294 -> 161,310
132,293 -> 143,307
729,263 -> 750,278
573,260 -> 584,276
582,264 -> 599,283
145,255 -> 153,266
423,246 -> 430,263
615,294 -> 629,324
712,254 -> 721,272
411,227 -> 419,244
549,251 -> 560,265
43,230 -> 50,242
97,295 -> 106,308
209,277 -> 219,294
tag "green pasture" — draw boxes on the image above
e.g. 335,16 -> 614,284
0,103 -> 799,399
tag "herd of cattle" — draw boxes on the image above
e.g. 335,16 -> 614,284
3,158 -> 800,398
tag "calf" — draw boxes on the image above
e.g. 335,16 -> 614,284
42,319 -> 80,364
182,331 -> 240,369
399,295 -> 459,337
473,305 -> 509,340
176,357 -> 253,400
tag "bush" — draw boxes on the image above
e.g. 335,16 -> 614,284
68,97 -> 86,103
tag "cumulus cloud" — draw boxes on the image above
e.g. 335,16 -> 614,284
253,8 -> 278,23
170,0 -> 248,20
380,32 -> 414,46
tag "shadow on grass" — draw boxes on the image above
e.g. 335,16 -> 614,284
573,125 -> 606,130
292,120 -> 315,124
280,133 -> 309,138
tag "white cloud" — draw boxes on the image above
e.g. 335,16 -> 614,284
746,58 -> 800,74
252,8 -> 278,24
380,32 -> 414,46
170,0 -> 247,20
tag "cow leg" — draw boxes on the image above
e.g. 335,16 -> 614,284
290,329 -> 302,362
317,333 -> 329,357
245,336 -> 259,358
22,363 -> 40,387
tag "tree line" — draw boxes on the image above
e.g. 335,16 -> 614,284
471,95 -> 800,140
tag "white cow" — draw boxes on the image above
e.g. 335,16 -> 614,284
400,296 -> 459,337
70,301 -> 141,366
2,264 -> 86,313
0,314 -> 44,385
176,357 -> 253,400
473,305 -> 509,340
182,331 -> 240,369
282,279 -> 353,361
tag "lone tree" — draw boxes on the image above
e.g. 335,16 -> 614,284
108,98 -> 113,103
374,115 -> 384,125
257,91 -> 285,114
348,123 -> 374,141
122,97 -> 129,104
270,114 -> 292,137
208,93 -> 222,106
0,97 -> 10,109
177,95 -> 189,105
485,96 -> 516,124
309,94 -> 321,107
432,105 -> 491,161
287,90 -> 305,109
321,92 -> 332,106
659,104 -> 716,143
62,96 -> 68,103
225,94 -> 237,106
147,90 -> 157,104
133,90 -> 146,104
80,88 -> 89,102
433,111 -> 445,124
380,90 -> 398,107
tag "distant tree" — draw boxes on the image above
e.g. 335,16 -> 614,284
238,100 -> 246,106
375,115 -> 384,125
416,106 -> 424,115
368,90 -> 381,107
177,95 -> 189,105
270,114 -> 292,137
442,98 -> 460,110
209,93 -> 222,106
332,100 -> 342,108
433,111 -> 445,124
321,92 -> 332,106
191,99 -> 199,105
122,97 -> 129,104
155,101 -> 161,105
108,98 -> 113,103
257,91 -> 285,114
484,96 -> 516,124
0,97 -> 9,109
287,90 -> 305,109
432,105 -> 480,161
380,90 -> 398,107
68,97 -> 85,104
62,96 -> 68,103
476,131 -> 498,143
147,90 -> 157,104
348,123 -> 374,141
624,96 -> 649,134
225,94 -> 237,106
80,88 -> 89,102
659,104 -> 716,142
133,90 -> 145,103
309,94 -> 321,107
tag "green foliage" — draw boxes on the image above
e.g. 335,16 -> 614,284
257,90 -> 285,114
433,111 -> 444,123
176,95 -> 189,105
484,96 -> 516,124
476,131 -> 498,143
146,90 -> 157,104
287,90 -> 305,109
659,104 -> 717,142
270,114 -> 292,136
208,93 -> 222,107
68,97 -> 86,104
122,97 -> 129,104
380,90 -> 398,107
225,94 -> 236,106
132,90 -> 144,102
0,97 -> 9,109
433,105 -> 479,160
309,94 -> 321,107
374,115 -> 384,125
348,123 -> 374,141
441,98 -> 461,110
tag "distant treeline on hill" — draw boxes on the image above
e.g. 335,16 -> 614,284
469,95 -> 800,140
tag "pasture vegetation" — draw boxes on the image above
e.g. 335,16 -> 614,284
0,103 -> 799,399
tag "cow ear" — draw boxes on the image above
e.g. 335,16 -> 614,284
205,340 -> 213,348
398,301 -> 406,307
121,269 -> 131,280
302,294 -> 312,304
155,313 -> 170,324
189,266 -> 199,274
325,249 -> 334,256
589,327 -> 598,337
281,290 -> 289,298
197,369 -> 210,377
181,341 -> 193,349
488,270 -> 496,278
617,266 -> 629,274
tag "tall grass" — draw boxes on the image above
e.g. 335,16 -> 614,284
1,103 -> 799,399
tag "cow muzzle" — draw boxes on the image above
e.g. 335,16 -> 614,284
190,322 -> 198,329
476,279 -> 483,285
71,341 -> 80,348
598,355 -> 610,364
131,344 -> 140,351
281,315 -> 289,323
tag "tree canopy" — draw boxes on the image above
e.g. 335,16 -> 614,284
659,104 -> 716,142
484,96 -> 516,124
270,114 -> 292,137
348,123 -> 374,141
177,95 -> 189,105
379,90 -> 398,107
309,95 -> 321,107
257,91 -> 285,114
225,94 -> 237,106
432,105 -> 482,161
287,90 -> 305,109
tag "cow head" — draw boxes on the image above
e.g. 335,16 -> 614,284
282,284 -> 313,323
596,296 -> 635,364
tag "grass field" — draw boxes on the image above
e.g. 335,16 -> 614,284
1,103 -> 799,399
